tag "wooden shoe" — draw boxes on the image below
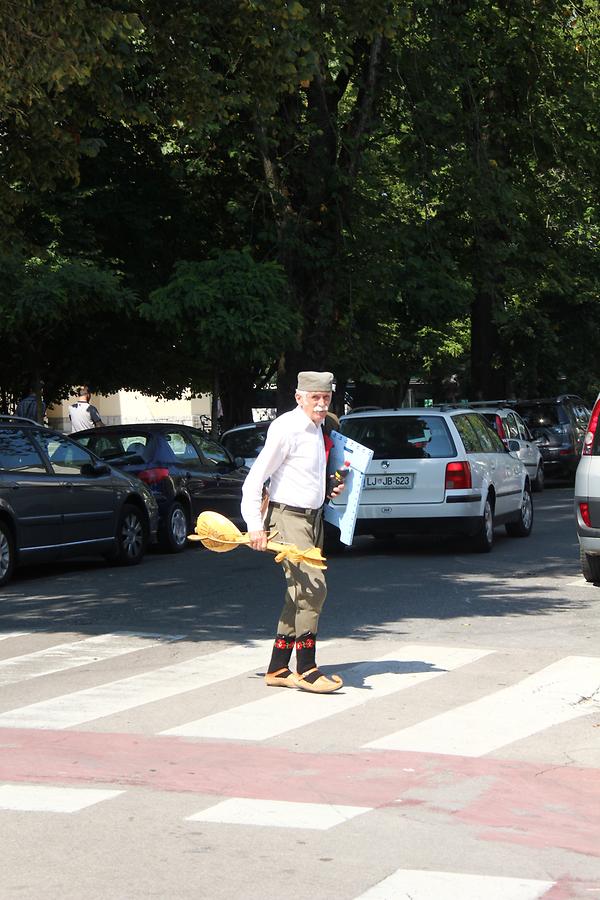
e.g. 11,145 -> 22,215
293,667 -> 343,693
264,667 -> 297,688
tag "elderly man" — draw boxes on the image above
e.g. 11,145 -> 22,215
241,371 -> 345,694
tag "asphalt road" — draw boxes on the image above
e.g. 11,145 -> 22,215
0,482 -> 598,900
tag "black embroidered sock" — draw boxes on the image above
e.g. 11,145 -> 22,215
296,632 -> 322,683
267,634 -> 296,674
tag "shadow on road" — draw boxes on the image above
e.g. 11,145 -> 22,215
0,486 -> 594,643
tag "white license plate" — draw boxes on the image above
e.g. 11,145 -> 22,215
364,473 -> 414,489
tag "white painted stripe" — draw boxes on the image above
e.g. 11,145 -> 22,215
162,645 -> 491,741
0,632 -> 184,687
365,655 -> 600,756
0,784 -> 123,813
355,869 -> 554,899
186,797 -> 370,830
0,641 -> 270,730
0,632 -> 29,642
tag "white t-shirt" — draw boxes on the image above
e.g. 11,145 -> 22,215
69,401 -> 101,433
241,405 -> 326,532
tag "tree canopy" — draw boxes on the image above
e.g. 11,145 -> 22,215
1,0 -> 599,421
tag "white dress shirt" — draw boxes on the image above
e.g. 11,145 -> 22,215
241,406 -> 326,531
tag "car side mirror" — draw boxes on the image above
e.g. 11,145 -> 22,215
507,440 -> 520,453
234,456 -> 245,468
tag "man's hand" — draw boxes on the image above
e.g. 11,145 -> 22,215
248,529 -> 268,551
330,481 -> 346,498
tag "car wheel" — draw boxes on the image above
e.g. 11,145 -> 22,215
505,485 -> 534,537
580,545 -> 600,583
532,464 -> 544,492
0,521 -> 15,587
108,503 -> 147,566
471,496 -> 494,552
159,501 -> 189,553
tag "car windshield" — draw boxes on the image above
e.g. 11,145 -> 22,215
341,414 -> 456,459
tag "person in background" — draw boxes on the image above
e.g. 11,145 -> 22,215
69,386 -> 104,433
241,370 -> 345,694
16,385 -> 46,424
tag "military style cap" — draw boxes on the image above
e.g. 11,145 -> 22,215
296,371 -> 335,392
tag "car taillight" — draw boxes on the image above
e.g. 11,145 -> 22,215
445,461 -> 472,490
137,467 -> 170,484
583,398 -> 600,456
495,415 -> 506,440
580,502 -> 592,527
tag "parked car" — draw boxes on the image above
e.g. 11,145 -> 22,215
467,403 -> 544,491
510,395 -> 591,478
220,421 -> 272,467
336,407 -> 533,552
0,415 -> 159,587
574,393 -> 600,582
71,423 -> 247,552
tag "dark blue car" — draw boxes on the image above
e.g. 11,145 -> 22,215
72,423 -> 247,552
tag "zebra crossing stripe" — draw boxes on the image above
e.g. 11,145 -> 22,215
161,645 -> 491,741
0,640 -> 270,730
354,869 -> 555,899
0,633 -> 29,642
0,784 -> 123,813
0,632 -> 184,687
364,655 -> 600,756
186,797 -> 371,830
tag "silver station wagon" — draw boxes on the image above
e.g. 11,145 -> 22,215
335,407 -> 533,552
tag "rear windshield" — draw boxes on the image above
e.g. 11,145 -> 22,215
222,427 -> 268,459
514,404 -> 562,428
341,415 -> 456,459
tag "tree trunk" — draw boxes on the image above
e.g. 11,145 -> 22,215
470,287 -> 506,400
219,371 -> 256,430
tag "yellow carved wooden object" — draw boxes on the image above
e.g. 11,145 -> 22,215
188,510 -> 327,570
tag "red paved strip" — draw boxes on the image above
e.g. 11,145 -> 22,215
0,728 -> 598,857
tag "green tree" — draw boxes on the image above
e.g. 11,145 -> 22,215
0,0 -> 143,239
391,0 -> 600,398
137,0 -> 413,406
3,0 -> 600,412
141,250 -> 300,428
0,252 -> 139,410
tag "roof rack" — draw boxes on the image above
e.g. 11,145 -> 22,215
467,400 -> 516,407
